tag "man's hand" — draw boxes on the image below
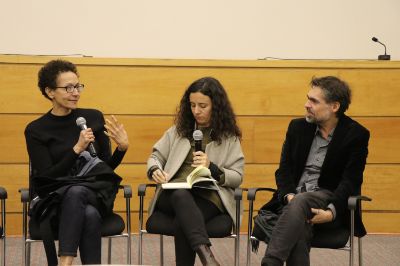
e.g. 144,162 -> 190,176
286,194 -> 295,203
309,208 -> 333,224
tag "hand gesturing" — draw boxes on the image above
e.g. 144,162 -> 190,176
104,115 -> 129,151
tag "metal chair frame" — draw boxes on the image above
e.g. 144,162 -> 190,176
245,187 -> 371,266
0,187 -> 7,266
20,184 -> 132,265
137,184 -> 242,266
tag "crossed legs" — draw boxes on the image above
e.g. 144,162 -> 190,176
262,190 -> 337,266
155,189 -> 222,265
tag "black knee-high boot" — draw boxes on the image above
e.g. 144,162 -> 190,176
195,244 -> 220,266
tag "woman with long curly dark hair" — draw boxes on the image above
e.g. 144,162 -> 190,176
175,77 -> 242,143
147,77 -> 244,266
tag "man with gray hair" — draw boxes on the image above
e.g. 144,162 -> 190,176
261,76 -> 370,266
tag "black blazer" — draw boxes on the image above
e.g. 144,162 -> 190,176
264,115 -> 370,237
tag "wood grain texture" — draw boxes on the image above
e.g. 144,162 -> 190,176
1,58 -> 400,116
1,56 -> 399,236
1,115 -> 399,164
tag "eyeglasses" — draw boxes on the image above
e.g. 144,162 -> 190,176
55,84 -> 85,93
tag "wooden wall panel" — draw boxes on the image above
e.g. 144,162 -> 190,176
0,164 -> 29,211
238,164 -> 400,212
0,115 -> 33,163
357,118 -> 400,163
1,56 -> 399,235
362,213 -> 400,234
1,57 -> 400,116
1,115 -> 399,164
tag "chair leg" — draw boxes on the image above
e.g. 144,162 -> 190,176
125,197 -> 132,265
349,244 -> 352,266
1,197 -> 5,266
138,193 -> 144,265
22,239 -> 25,266
358,237 -> 363,266
234,235 -> 240,266
127,233 -> 131,265
107,237 -> 112,264
1,237 -> 5,266
22,200 -> 29,266
349,208 -> 355,266
160,235 -> 164,266
246,200 -> 254,266
138,231 -> 143,265
25,242 -> 31,266
235,194 -> 241,266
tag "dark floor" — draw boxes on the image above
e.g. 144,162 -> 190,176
2,234 -> 400,265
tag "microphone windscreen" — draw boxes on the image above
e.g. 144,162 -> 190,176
372,37 -> 378,42
193,130 -> 203,141
76,117 -> 87,127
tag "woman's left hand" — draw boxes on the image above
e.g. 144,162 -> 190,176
104,115 -> 129,151
192,151 -> 210,168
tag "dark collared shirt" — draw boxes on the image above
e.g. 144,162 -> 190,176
286,126 -> 337,219
297,128 -> 333,193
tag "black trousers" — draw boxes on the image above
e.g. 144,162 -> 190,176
263,190 -> 344,266
155,189 -> 222,266
58,186 -> 102,264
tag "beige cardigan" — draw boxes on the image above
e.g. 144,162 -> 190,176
147,126 -> 245,225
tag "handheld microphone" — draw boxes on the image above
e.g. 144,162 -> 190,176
193,130 -> 203,152
372,37 -> 391,60
76,117 -> 97,157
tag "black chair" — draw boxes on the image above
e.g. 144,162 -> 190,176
20,175 -> 132,266
137,184 -> 242,266
246,187 -> 372,266
0,187 -> 7,266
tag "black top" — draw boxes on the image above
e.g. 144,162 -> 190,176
25,108 -> 126,179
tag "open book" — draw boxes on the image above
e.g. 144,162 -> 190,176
161,165 -> 218,190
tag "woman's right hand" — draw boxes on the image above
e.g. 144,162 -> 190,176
73,128 -> 95,154
152,169 -> 169,184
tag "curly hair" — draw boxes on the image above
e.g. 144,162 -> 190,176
310,76 -> 351,117
38,59 -> 79,100
175,77 -> 241,143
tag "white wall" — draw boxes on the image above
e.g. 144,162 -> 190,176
0,0 -> 398,60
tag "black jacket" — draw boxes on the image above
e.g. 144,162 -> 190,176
263,115 -> 370,237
